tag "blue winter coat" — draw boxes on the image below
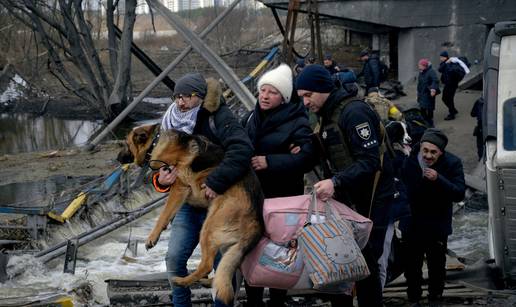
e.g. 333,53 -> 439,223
401,144 -> 466,239
417,66 -> 440,110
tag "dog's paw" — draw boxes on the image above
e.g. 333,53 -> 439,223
145,232 -> 161,250
145,237 -> 158,250
144,240 -> 154,250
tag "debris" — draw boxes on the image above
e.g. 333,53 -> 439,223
40,150 -> 60,158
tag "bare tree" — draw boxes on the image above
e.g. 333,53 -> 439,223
0,0 -> 137,120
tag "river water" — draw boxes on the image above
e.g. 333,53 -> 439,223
0,113 -> 490,305
0,113 -> 103,155
2,189 -> 202,305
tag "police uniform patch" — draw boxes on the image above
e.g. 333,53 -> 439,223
356,122 -> 371,140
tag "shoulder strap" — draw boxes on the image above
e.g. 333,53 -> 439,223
368,124 -> 386,218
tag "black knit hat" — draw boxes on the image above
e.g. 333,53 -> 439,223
440,50 -> 449,58
421,128 -> 448,152
295,64 -> 334,93
173,72 -> 207,99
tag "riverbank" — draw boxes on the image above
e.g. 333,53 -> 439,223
0,141 -> 123,186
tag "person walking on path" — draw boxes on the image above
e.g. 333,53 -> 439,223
402,128 -> 466,307
438,51 -> 461,120
358,49 -> 382,94
417,59 -> 440,127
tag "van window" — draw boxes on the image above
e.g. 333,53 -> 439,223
499,35 -> 516,150
503,99 -> 516,150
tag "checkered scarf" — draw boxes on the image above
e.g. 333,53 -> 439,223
161,102 -> 200,134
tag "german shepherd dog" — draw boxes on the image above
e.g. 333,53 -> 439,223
118,126 -> 264,304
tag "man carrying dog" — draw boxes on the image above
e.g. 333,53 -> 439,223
402,128 -> 465,307
153,72 -> 254,307
296,64 -> 396,307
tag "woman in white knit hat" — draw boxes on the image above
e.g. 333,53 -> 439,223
243,64 -> 315,306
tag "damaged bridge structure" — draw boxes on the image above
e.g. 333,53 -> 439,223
259,0 -> 516,84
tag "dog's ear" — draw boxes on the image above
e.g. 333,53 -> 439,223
134,130 -> 148,145
132,124 -> 158,145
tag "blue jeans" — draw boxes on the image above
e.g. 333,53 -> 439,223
166,204 -> 232,307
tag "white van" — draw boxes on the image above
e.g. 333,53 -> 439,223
484,21 -> 516,283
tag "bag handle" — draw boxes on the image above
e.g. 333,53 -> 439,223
306,192 -> 333,226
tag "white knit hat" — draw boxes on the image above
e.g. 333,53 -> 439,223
257,64 -> 293,103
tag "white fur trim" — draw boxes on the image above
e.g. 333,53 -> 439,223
257,64 -> 293,103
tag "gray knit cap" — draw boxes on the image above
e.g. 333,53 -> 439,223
173,73 -> 207,99
421,128 -> 448,152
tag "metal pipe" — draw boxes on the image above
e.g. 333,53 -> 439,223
36,195 -> 167,263
147,0 -> 255,110
86,0 -> 242,149
113,25 -> 176,91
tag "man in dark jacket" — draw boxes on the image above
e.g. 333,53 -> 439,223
402,128 -> 465,306
154,72 -> 254,307
438,51 -> 460,120
323,52 -> 340,75
358,49 -> 381,93
417,59 -> 440,127
297,64 -> 396,307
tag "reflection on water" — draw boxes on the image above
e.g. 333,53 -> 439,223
0,113 -> 103,155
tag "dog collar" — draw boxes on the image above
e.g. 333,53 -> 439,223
144,125 -> 161,165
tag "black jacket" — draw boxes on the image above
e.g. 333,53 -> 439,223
359,54 -> 381,91
318,88 -> 396,216
325,60 -> 340,75
417,66 -> 440,110
438,61 -> 464,86
244,101 -> 314,198
192,78 -> 254,194
402,144 -> 465,239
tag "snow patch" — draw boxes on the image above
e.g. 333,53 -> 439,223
0,74 -> 28,103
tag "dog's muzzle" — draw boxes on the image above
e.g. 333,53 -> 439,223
117,143 -> 135,164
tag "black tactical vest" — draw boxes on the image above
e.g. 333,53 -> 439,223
317,97 -> 386,176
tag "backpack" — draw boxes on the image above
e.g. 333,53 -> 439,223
448,62 -> 466,83
379,61 -> 389,82
334,69 -> 357,85
402,107 -> 430,144
458,56 -> 471,68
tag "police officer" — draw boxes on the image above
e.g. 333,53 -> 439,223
296,64 -> 396,307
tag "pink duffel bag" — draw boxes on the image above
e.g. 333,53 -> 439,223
241,194 -> 372,290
